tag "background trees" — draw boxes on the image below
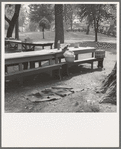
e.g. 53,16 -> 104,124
77,4 -> 116,41
4,4 -> 117,43
63,4 -> 76,31
39,17 -> 50,39
19,5 -> 29,32
28,4 -> 54,26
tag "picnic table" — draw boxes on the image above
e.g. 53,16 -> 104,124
5,39 -> 22,50
5,39 -> 53,51
5,47 -> 104,84
22,42 -> 53,51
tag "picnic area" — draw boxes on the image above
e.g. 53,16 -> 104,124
5,4 -> 117,113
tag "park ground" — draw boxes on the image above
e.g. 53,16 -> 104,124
5,31 -> 117,112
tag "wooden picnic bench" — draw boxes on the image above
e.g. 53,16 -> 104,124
5,47 -> 104,85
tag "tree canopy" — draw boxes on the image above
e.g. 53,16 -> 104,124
63,4 -> 77,30
28,4 -> 54,24
39,17 -> 50,39
77,4 -> 116,41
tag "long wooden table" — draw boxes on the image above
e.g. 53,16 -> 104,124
5,47 -> 103,84
5,47 -> 96,66
5,40 -> 53,51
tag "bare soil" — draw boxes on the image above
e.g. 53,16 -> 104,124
5,43 -> 117,113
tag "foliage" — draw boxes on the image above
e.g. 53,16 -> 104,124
63,4 -> 77,30
39,17 -> 50,31
29,21 -> 38,32
19,5 -> 29,27
28,4 -> 54,24
5,4 -> 15,20
76,4 -> 116,41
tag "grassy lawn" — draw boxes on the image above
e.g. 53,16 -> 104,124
10,30 -> 116,43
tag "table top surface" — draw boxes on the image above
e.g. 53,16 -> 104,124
5,47 -> 96,60
5,40 -> 53,45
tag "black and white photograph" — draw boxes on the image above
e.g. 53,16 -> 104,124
2,1 -> 120,147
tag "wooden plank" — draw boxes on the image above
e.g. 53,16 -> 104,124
19,63 -> 23,71
5,55 -> 55,65
49,58 -> 53,65
5,64 -> 62,80
66,58 -> 101,67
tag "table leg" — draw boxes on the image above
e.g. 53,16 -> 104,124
8,42 -> 10,50
52,68 -> 61,80
30,61 -> 35,68
61,64 -> 69,77
91,62 -> 93,70
92,52 -> 94,57
49,58 -> 53,65
23,62 -> 28,70
59,58 -> 61,63
39,61 -> 41,67
17,44 -> 18,50
97,58 -> 104,68
20,43 -> 22,52
33,46 -> 35,51
18,63 -> 23,85
19,63 -> 23,71
55,54 -> 59,64
5,65 -> 7,74
75,54 -> 78,60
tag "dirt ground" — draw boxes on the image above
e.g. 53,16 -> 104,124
5,44 -> 117,113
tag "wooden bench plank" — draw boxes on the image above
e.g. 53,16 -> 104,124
5,63 -> 62,81
60,57 -> 103,77
68,57 -> 100,66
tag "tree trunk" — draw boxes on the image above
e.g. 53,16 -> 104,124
99,63 -> 117,104
6,5 -> 21,38
42,27 -> 44,39
86,24 -> 90,35
95,28 -> 98,42
64,4 -> 68,31
94,18 -> 98,42
70,14 -> 73,31
15,18 -> 19,39
54,4 -> 64,48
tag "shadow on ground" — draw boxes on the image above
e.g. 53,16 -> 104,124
5,65 -> 103,91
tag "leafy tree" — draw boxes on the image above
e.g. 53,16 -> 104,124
39,17 -> 50,39
19,5 -> 29,32
77,4 -> 116,41
63,4 -> 76,30
5,4 -> 21,38
54,4 -> 64,48
28,4 -> 54,25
